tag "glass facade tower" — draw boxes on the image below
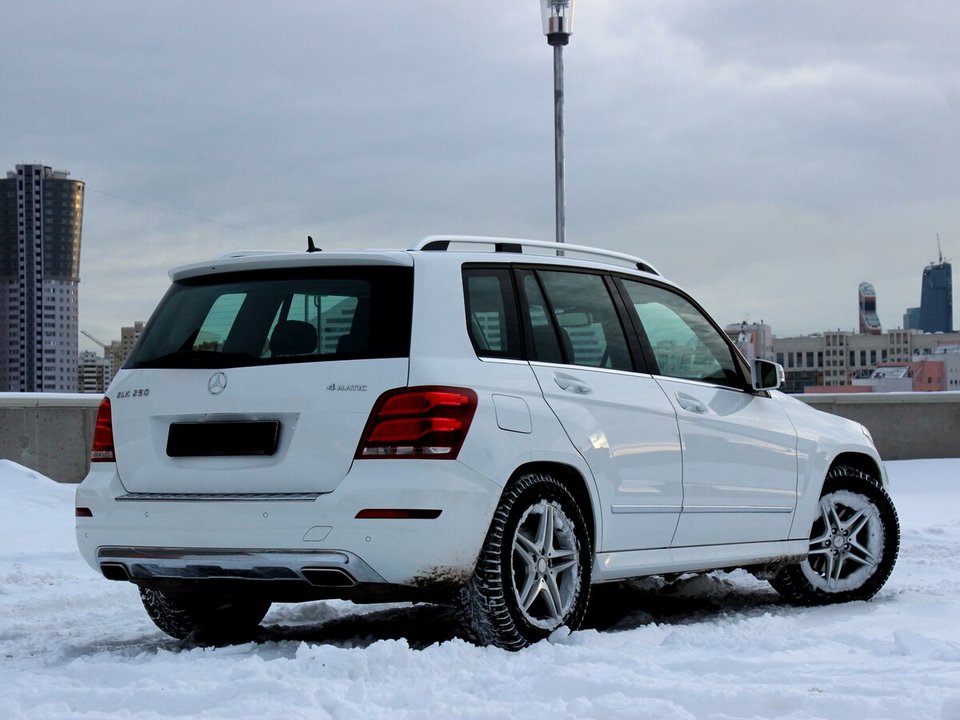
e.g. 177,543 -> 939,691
919,261 -> 953,334
0,164 -> 84,391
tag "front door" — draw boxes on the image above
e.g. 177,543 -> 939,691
619,278 -> 799,547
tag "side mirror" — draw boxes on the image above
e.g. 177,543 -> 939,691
751,358 -> 785,391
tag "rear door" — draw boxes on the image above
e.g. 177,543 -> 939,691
519,268 -> 683,552
618,278 -> 799,547
112,261 -> 413,495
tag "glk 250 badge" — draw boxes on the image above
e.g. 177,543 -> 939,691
115,388 -> 150,399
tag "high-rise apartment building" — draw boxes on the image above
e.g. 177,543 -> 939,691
77,349 -> 113,393
0,164 -> 84,391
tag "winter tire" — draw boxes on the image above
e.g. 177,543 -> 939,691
771,466 -> 899,605
458,472 -> 592,650
140,587 -> 271,644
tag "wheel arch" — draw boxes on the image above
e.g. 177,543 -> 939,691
505,461 -> 598,553
829,452 -> 883,484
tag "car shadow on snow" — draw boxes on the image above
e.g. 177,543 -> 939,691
582,572 -> 784,633
249,571 -> 786,650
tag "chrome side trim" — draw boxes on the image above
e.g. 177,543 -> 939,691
96,547 -> 387,585
116,492 -> 323,502
477,357 -> 529,366
611,505 -> 681,515
682,505 -> 794,514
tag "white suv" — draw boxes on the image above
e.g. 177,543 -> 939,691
76,236 -> 899,649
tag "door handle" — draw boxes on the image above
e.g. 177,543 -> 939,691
676,392 -> 706,414
554,373 -> 593,394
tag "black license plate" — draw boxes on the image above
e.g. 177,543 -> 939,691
166,421 -> 281,457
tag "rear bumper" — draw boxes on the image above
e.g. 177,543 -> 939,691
96,546 -> 384,587
76,458 -> 502,595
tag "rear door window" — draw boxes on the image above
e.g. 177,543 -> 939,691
535,270 -> 633,371
518,271 -> 564,364
127,266 -> 412,368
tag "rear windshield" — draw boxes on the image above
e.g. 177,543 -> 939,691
126,266 -> 413,369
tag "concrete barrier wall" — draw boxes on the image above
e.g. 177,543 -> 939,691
0,391 -> 957,483
0,393 -> 102,483
796,392 -> 960,461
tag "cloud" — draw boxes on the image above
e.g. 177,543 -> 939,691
1,0 -> 957,346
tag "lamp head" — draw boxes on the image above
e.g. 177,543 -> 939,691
540,0 -> 575,45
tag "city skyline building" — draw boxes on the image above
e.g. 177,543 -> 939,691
771,328 -> 960,392
919,257 -> 953,333
724,321 -> 773,362
903,306 -> 921,331
0,164 -> 84,392
858,282 -> 882,335
77,349 -> 112,393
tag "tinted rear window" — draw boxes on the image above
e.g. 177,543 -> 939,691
127,266 -> 413,369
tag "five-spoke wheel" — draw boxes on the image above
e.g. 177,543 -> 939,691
804,488 -> 884,593
771,466 -> 899,605
511,499 -> 581,629
458,472 -> 591,650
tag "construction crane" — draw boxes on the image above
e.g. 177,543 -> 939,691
81,329 -> 110,351
80,329 -> 123,366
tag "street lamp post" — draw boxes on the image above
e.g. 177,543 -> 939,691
540,0 -> 575,249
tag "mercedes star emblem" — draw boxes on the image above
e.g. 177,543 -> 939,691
208,371 -> 228,395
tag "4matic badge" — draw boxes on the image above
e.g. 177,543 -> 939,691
326,383 -> 368,392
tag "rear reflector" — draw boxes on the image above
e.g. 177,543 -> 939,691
355,386 -> 478,460
75,507 -> 93,518
355,508 -> 442,519
90,397 -> 116,462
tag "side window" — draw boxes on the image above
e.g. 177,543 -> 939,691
463,268 -> 522,358
520,272 -> 564,363
622,280 -> 742,387
537,270 -> 633,371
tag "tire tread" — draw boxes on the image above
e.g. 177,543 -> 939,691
771,465 -> 899,605
457,472 -> 591,650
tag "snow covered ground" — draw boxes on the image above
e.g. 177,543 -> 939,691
2,458 -> 959,720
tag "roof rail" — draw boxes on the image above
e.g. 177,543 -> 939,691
410,235 -> 660,275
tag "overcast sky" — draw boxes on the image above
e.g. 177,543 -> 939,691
2,0 -> 958,350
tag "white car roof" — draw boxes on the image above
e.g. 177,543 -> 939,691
169,236 -> 665,283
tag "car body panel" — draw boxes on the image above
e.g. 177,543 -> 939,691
530,362 -> 683,552
110,359 -> 407,495
654,376 -> 800,547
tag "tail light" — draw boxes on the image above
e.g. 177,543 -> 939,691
356,386 -> 478,460
91,397 -> 116,462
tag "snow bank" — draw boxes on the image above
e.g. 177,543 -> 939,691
0,459 -> 76,554
1,460 -> 959,720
